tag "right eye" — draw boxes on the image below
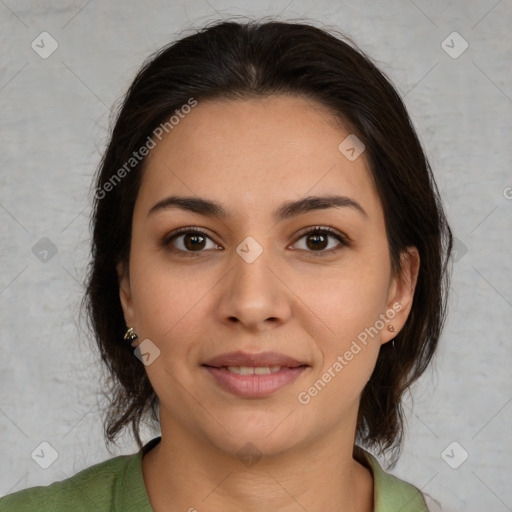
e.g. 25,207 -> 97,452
163,227 -> 222,256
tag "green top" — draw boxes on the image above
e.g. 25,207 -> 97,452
0,437 -> 428,511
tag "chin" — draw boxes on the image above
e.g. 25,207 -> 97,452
209,432 -> 300,462
198,408 -> 311,460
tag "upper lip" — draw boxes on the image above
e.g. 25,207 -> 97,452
202,351 -> 308,368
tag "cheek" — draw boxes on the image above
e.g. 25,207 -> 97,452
305,263 -> 391,343
127,248 -> 222,386
128,260 -> 208,400
296,277 -> 387,413
297,255 -> 390,391
131,268 -> 202,342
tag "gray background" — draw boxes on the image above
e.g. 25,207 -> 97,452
1,1 -> 511,510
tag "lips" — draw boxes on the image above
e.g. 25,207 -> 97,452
201,351 -> 309,398
202,351 -> 307,369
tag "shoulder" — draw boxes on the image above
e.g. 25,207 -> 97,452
361,450 -> 430,512
0,450 -> 149,512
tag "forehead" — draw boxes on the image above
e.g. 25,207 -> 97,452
137,95 -> 381,222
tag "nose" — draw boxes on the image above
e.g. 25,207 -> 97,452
216,239 -> 292,332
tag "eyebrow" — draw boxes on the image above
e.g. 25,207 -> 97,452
147,194 -> 367,220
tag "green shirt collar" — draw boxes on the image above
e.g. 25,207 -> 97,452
360,450 -> 428,511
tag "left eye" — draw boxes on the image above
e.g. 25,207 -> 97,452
163,226 -> 347,256
292,227 -> 348,255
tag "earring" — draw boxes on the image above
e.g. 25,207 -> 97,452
388,325 -> 396,350
123,327 -> 138,347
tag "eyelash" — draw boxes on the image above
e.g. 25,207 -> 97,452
162,226 -> 349,258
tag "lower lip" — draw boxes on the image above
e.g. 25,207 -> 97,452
203,366 -> 308,398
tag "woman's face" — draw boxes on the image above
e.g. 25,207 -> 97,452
118,95 -> 419,457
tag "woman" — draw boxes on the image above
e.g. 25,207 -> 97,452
0,18 -> 452,511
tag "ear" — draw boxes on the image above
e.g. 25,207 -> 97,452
381,246 -> 420,345
117,261 -> 136,327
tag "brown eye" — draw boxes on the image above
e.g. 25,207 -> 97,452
163,226 -> 348,258
293,227 -> 348,256
164,227 -> 219,255
182,232 -> 207,251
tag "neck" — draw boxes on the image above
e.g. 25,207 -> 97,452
142,416 -> 373,512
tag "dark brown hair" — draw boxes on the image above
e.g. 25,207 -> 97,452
83,17 -> 452,464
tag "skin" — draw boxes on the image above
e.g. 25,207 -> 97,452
117,94 -> 420,512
